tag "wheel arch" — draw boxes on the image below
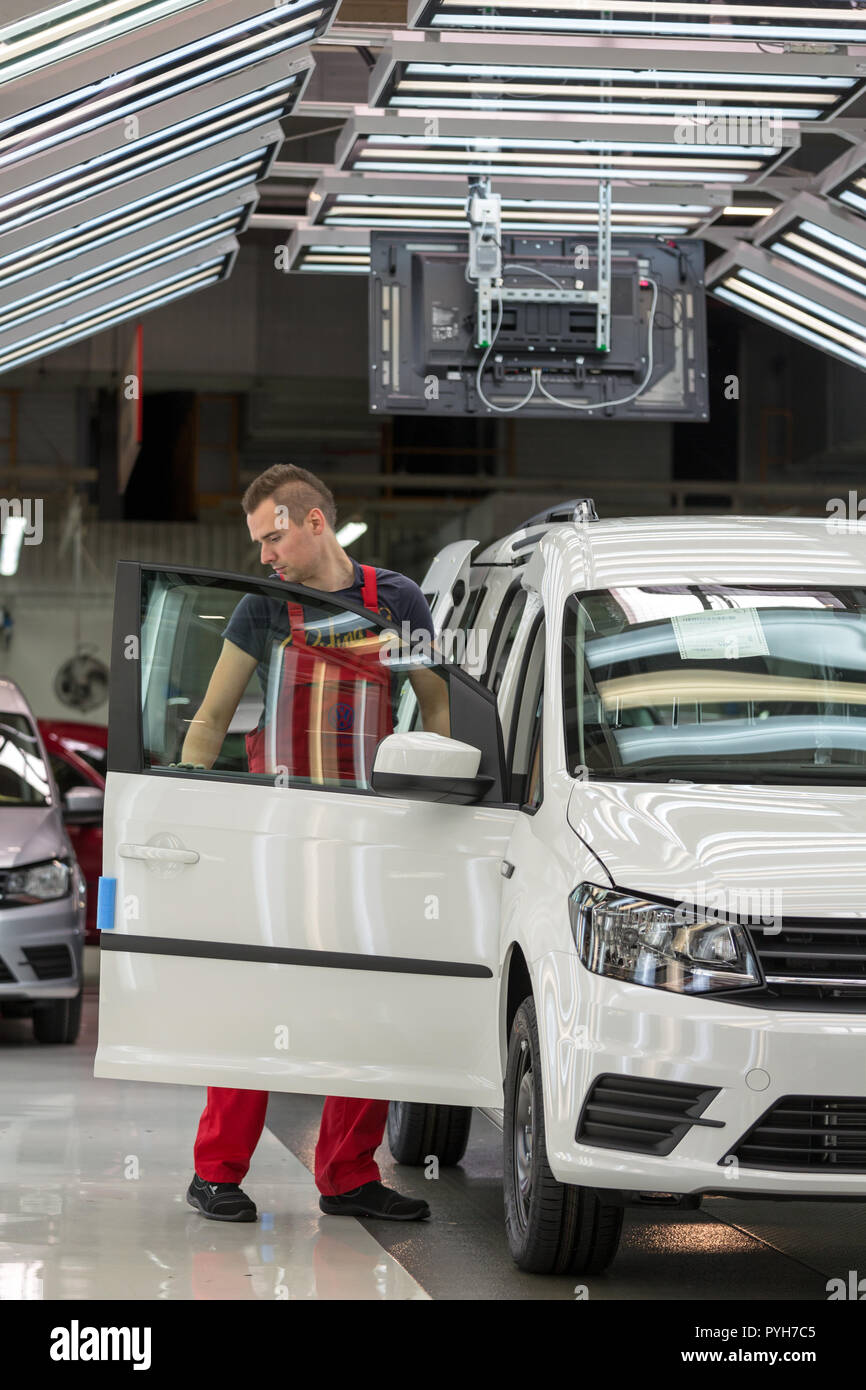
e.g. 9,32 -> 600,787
500,941 -> 533,1079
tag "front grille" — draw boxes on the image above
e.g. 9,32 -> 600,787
744,919 -> 866,1010
724,1096 -> 866,1173
22,946 -> 73,980
0,955 -> 15,983
576,1074 -> 724,1156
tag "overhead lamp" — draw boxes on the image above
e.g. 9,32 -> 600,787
335,113 -> 798,183
283,225 -> 371,273
721,205 -> 776,217
0,249 -> 235,375
768,220 -> 866,296
0,0 -> 207,84
316,197 -> 710,235
370,34 -> 860,123
300,172 -> 726,236
0,208 -> 242,334
336,521 -> 368,546
1,6 -> 325,170
408,0 -> 866,43
0,138 -> 276,294
0,515 -> 26,576
740,192 -> 866,303
710,258 -> 866,371
0,75 -> 304,236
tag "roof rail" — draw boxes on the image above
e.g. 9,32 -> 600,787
520,497 -> 599,527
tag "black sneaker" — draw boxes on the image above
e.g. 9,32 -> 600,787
319,1180 -> 430,1221
186,1173 -> 257,1222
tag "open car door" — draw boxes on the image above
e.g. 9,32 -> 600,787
419,538 -> 477,634
94,562 -> 515,1105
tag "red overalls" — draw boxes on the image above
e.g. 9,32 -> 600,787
194,565 -> 393,1195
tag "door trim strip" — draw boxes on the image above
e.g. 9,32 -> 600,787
99,932 -> 494,978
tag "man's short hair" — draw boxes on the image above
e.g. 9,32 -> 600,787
241,464 -> 336,530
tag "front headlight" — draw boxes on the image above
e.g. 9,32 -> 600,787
569,883 -> 761,994
4,859 -> 71,905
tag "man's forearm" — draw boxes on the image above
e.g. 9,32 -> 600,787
180,711 -> 228,768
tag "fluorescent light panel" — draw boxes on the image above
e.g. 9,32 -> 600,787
345,133 -> 774,181
0,78 -> 299,235
829,169 -> 866,218
287,227 -> 371,273
0,0 -> 207,84
410,0 -> 866,43
1,5 -> 322,169
712,265 -> 866,370
318,191 -> 710,234
0,209 -> 241,333
0,254 -> 229,372
0,146 -> 267,292
380,60 -> 854,121
768,218 -> 866,298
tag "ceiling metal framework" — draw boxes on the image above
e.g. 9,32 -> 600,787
6,0 -> 866,376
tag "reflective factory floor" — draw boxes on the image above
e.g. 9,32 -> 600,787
1,968 -> 864,1301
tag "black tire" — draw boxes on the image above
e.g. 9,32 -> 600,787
33,989 -> 83,1045
386,1101 -> 473,1167
503,995 -> 623,1275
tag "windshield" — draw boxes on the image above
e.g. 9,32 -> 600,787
0,715 -> 52,805
563,584 -> 866,784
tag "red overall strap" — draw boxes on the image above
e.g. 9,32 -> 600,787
360,563 -> 378,613
283,564 -> 379,638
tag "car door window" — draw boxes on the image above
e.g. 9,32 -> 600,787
139,569 -> 454,792
486,584 -> 528,694
509,615 -> 545,809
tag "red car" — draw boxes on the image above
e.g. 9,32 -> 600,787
37,721 -> 106,946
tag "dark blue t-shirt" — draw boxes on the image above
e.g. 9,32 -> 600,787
222,557 -> 435,726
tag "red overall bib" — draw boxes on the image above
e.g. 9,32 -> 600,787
193,565 -> 393,1194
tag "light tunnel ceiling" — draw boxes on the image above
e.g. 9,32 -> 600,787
0,0 -> 339,373
7,0 -> 866,372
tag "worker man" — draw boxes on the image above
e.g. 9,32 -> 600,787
179,463 -> 450,1223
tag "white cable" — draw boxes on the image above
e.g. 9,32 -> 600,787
534,276 -> 660,412
502,262 -> 568,292
474,297 -> 539,414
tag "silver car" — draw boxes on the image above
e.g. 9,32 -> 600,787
0,679 -> 90,1044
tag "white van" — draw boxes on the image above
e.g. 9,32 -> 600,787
94,504 -> 866,1274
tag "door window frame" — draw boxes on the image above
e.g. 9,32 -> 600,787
506,607 -> 546,812
109,561 -> 513,806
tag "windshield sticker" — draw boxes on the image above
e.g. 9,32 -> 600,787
671,608 -> 770,661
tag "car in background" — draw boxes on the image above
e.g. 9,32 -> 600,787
0,684 -> 89,1043
37,722 -> 106,946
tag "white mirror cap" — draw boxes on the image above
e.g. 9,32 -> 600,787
373,731 -> 482,780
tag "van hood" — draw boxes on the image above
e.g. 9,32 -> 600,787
567,781 -> 866,918
0,807 -> 67,870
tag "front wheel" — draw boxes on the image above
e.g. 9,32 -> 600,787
33,989 -> 83,1045
386,1102 -> 472,1167
503,996 -> 623,1275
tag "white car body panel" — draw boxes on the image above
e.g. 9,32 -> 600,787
96,512 -> 866,1200
95,772 -> 516,1104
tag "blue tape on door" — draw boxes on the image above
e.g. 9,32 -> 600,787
96,877 -> 116,931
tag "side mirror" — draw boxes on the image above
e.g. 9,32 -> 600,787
371,732 -> 494,805
62,785 -> 104,823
